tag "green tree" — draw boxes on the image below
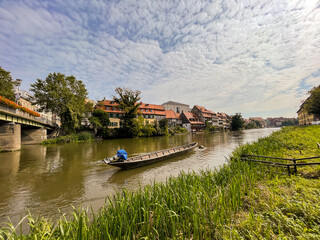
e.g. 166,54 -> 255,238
89,109 -> 110,137
304,85 -> 320,118
113,87 -> 141,137
30,73 -> 88,134
205,121 -> 216,133
0,66 -> 15,101
159,118 -> 169,135
231,113 -> 244,131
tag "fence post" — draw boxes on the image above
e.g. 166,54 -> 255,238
293,159 -> 297,174
287,165 -> 291,175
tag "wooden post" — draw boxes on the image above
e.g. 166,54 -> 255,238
293,159 -> 297,174
287,165 -> 291,175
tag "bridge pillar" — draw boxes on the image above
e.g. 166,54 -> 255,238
21,128 -> 47,145
0,122 -> 21,151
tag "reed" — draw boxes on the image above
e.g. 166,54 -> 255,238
1,126 -> 319,239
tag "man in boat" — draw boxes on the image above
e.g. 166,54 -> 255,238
113,149 -> 128,162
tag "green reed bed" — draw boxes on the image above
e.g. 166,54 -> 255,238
1,126 -> 320,239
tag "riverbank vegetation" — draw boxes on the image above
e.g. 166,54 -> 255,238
1,127 -> 319,239
41,132 -> 93,145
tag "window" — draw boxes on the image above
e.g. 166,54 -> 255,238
116,114 -> 119,117
110,114 -> 113,117
112,107 -> 115,111
146,109 -> 148,112
176,107 -> 180,113
106,106 -> 110,110
150,109 -> 152,112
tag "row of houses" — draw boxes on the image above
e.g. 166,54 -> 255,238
99,100 -> 230,132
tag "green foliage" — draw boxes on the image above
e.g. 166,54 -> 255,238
172,125 -> 188,134
113,87 -> 141,137
282,119 -> 298,126
159,118 -> 169,135
205,121 -> 216,132
245,119 -> 261,129
141,122 -> 157,137
304,85 -> 320,118
231,113 -> 244,131
30,73 -> 88,134
89,109 -> 110,138
41,132 -> 93,144
0,66 -> 15,101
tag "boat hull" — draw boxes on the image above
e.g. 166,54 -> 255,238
106,142 -> 198,170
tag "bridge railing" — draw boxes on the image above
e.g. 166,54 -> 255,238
0,104 -> 58,127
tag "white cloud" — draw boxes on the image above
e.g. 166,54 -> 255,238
0,0 -> 319,118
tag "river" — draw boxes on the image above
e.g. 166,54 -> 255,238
0,128 -> 278,226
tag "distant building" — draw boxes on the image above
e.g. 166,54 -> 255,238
82,99 -> 96,127
297,100 -> 319,125
162,101 -> 190,114
217,112 -> 231,129
139,102 -> 166,124
266,117 -> 297,127
191,105 -> 218,126
16,89 -> 61,126
165,110 -> 182,127
249,117 -> 266,128
99,100 -> 166,128
191,105 -> 230,128
180,112 -> 204,132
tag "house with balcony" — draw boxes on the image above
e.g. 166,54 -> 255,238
165,110 -> 182,128
99,100 -> 166,128
139,102 -> 166,124
217,112 -> 231,129
180,112 -> 204,132
191,105 -> 220,127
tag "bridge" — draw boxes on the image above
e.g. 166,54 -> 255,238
0,104 -> 58,151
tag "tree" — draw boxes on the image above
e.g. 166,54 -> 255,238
89,109 -> 110,137
0,67 -> 15,101
30,73 -> 88,134
231,113 -> 244,131
159,118 -> 169,135
113,87 -> 141,137
304,85 -> 320,118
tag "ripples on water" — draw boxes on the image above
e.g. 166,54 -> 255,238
0,128 -> 279,225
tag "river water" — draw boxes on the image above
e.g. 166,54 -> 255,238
0,128 -> 278,225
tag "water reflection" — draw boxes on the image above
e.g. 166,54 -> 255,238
0,128 -> 278,225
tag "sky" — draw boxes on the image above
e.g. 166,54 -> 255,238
0,0 -> 320,118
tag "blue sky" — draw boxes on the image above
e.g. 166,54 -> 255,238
1,0 -> 320,118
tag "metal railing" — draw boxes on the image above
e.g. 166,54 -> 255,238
0,104 -> 58,127
241,154 -> 320,175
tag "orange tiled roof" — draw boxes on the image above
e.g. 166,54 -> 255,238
184,112 -> 204,124
165,110 -> 180,119
100,99 -> 166,116
139,102 -> 165,110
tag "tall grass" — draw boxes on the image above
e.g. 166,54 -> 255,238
1,126 -> 320,239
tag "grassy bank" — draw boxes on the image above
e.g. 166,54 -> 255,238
41,132 -> 94,145
1,126 -> 319,239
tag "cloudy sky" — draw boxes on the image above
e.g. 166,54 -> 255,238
1,0 -> 319,118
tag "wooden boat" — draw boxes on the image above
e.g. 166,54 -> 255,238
103,142 -> 198,170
